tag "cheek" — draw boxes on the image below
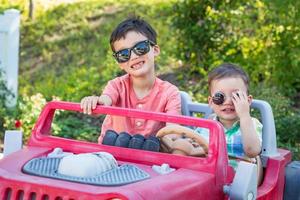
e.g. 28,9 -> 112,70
208,97 -> 213,107
210,104 -> 219,112
119,63 -> 127,70
144,53 -> 155,64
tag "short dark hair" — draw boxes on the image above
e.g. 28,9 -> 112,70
110,16 -> 157,52
208,63 -> 250,94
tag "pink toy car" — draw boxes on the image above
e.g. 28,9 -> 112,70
0,92 -> 298,200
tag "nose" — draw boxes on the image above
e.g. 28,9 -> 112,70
223,95 -> 234,104
130,50 -> 140,60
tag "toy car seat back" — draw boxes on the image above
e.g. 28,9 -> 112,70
180,91 -> 213,118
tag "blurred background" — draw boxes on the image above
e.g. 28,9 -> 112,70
0,0 -> 299,159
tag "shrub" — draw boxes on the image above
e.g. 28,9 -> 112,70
52,112 -> 103,143
172,0 -> 300,97
4,93 -> 48,142
0,70 -> 15,142
4,92 -> 102,143
252,84 -> 300,159
172,0 -> 300,159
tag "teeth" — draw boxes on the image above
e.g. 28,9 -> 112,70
223,108 -> 235,112
131,61 -> 144,69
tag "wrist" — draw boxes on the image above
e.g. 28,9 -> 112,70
239,113 -> 251,121
100,95 -> 112,106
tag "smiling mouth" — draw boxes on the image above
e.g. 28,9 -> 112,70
222,108 -> 235,112
131,61 -> 145,69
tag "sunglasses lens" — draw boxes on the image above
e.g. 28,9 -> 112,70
114,40 -> 153,63
115,49 -> 130,63
133,41 -> 150,56
212,92 -> 225,105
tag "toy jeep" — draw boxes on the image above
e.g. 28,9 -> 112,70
0,92 -> 299,200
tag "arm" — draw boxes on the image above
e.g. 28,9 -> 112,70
80,78 -> 122,114
80,95 -> 112,115
164,86 -> 181,115
232,91 -> 261,158
164,86 -> 182,126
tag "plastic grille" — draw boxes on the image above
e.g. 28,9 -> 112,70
23,157 -> 150,186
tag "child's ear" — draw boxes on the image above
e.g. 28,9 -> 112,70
153,45 -> 160,57
248,94 -> 253,104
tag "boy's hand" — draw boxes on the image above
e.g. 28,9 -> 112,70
232,91 -> 261,158
231,91 -> 251,119
80,95 -> 112,114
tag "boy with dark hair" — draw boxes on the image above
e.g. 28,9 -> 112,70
81,16 -> 181,144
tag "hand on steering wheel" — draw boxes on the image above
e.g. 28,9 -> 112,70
156,125 -> 208,157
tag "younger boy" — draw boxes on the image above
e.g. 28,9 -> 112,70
80,16 -> 181,144
196,63 -> 262,168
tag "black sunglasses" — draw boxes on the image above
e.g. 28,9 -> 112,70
212,92 -> 240,105
113,40 -> 156,63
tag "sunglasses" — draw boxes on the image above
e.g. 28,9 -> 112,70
212,91 -> 240,105
113,40 -> 155,63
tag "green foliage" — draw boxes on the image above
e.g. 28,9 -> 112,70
276,114 -> 300,160
13,0 -> 178,145
0,0 -> 23,13
3,92 -> 102,143
19,0 -> 176,102
0,70 -> 15,141
52,112 -> 103,142
264,0 -> 300,96
19,1 -> 115,101
2,0 -> 297,158
4,93 -> 48,142
172,0 -> 300,159
252,84 -> 300,159
172,0 -> 300,97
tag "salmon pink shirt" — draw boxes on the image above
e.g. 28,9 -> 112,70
99,74 -> 181,143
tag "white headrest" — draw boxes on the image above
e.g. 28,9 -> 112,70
58,152 -> 118,177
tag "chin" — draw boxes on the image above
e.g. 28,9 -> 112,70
134,67 -> 152,76
220,115 -> 238,122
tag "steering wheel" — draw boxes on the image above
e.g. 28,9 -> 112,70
156,125 -> 209,157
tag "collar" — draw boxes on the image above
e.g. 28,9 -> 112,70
212,114 -> 240,137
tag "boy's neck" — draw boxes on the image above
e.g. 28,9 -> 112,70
131,74 -> 156,99
218,118 -> 237,129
